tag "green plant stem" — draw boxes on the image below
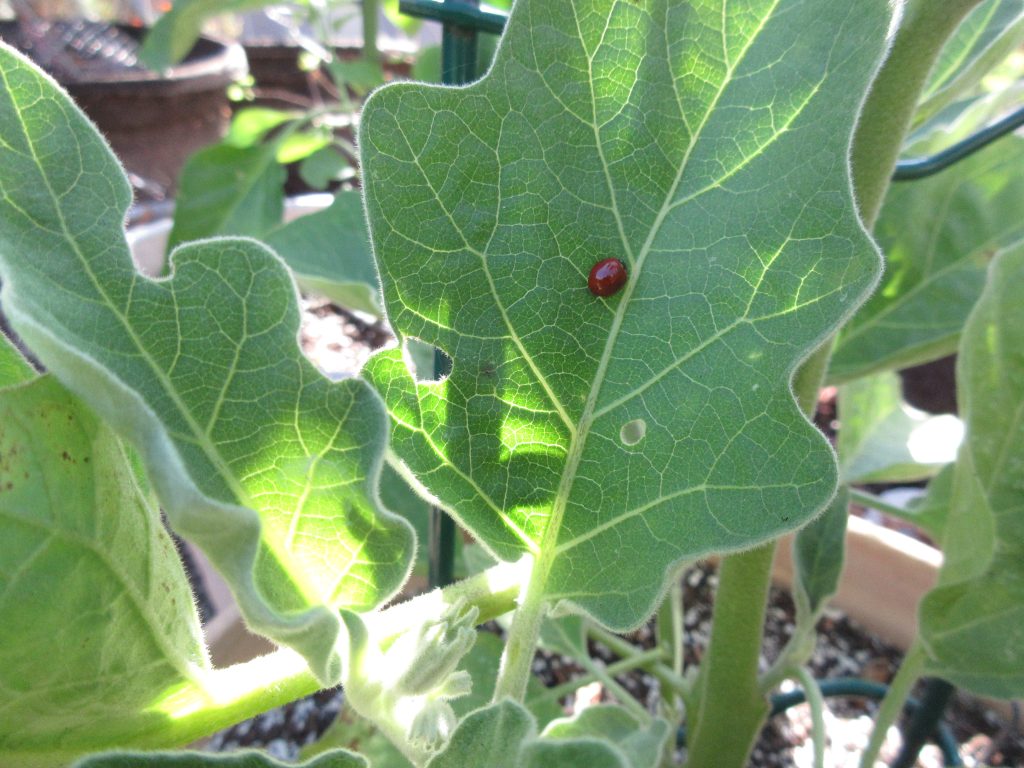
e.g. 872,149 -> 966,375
683,542 -> 776,768
851,0 -> 987,229
362,0 -> 380,62
795,666 -> 828,768
492,554 -> 549,702
526,647 -> 668,707
656,577 -> 685,717
858,642 -> 927,768
100,561 -> 524,751
588,624 -> 691,697
848,487 -> 917,519
576,655 -> 653,723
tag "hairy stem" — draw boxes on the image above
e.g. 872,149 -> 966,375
684,542 -> 776,768
852,0 -> 987,229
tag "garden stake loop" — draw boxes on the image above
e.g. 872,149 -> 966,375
674,678 -> 961,765
893,104 -> 1024,181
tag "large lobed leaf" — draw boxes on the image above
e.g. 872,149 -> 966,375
361,0 -> 890,628
919,244 -> 1024,698
831,135 -> 1024,383
0,43 -> 413,683
0,376 -> 207,765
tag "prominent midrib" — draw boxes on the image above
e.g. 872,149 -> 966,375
529,2 -> 782,583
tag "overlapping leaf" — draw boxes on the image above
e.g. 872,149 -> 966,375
913,0 -> 1024,127
361,0 -> 890,627
831,135 -> 1024,383
919,245 -> 1024,698
0,376 -> 207,765
0,43 -> 413,683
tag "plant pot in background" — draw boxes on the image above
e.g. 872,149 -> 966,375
0,21 -> 247,201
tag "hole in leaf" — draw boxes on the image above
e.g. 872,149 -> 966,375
620,418 -> 646,446
405,338 -> 452,383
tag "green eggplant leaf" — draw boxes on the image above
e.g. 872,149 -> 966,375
919,245 -> 1024,698
0,330 -> 35,387
831,135 -> 1024,383
541,705 -> 671,768
167,142 -> 286,253
76,750 -> 366,768
792,486 -> 849,620
837,372 -> 962,484
425,700 -> 630,768
361,0 -> 891,628
264,191 -> 383,316
0,43 -> 414,684
902,463 -> 955,542
913,0 -> 1024,127
0,377 -> 208,765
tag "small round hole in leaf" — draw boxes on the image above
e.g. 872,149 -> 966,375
620,418 -> 646,446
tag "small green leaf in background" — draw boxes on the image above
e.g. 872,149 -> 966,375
0,43 -> 413,685
902,463 -> 954,542
831,135 -> 1024,383
792,487 -> 849,621
361,0 -> 891,629
837,372 -> 962,484
299,147 -> 353,190
225,108 -> 300,149
264,190 -> 383,316
76,749 -> 366,767
0,377 -> 208,765
167,142 -> 286,252
912,0 -> 1024,127
0,329 -> 35,387
542,705 -> 671,768
425,700 -> 630,768
139,0 -> 284,70
919,244 -> 1024,699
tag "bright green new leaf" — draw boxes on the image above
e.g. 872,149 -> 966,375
0,44 -> 414,683
837,372 -> 962,484
541,706 -> 671,768
0,377 -> 207,766
831,135 -> 1024,383
0,330 -> 35,387
425,700 -> 629,768
919,245 -> 1024,698
264,191 -> 383,316
167,142 -> 286,253
76,750 -> 366,767
139,0 -> 285,70
225,108 -> 301,149
361,0 -> 890,628
913,0 -> 1024,127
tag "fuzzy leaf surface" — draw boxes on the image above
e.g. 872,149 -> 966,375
361,0 -> 889,627
919,245 -> 1024,698
831,136 -> 1024,383
425,700 -> 629,768
0,377 -> 207,765
0,43 -> 413,683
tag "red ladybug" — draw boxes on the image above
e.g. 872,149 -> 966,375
588,258 -> 627,297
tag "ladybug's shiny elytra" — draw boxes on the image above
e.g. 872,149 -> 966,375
588,258 -> 628,297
